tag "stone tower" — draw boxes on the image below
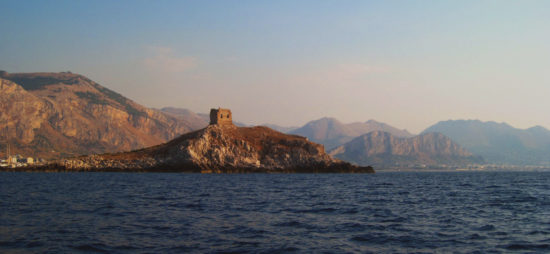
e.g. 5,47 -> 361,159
209,108 -> 233,125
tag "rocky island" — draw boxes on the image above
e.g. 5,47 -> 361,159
37,108 -> 374,173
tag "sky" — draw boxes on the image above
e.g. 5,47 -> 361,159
1,0 -> 550,133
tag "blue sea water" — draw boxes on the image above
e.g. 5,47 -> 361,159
1,171 -> 549,253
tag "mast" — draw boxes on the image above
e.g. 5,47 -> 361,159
5,125 -> 10,165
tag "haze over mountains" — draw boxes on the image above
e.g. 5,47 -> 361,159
329,131 -> 483,168
2,71 -> 549,168
158,107 -> 209,130
423,120 -> 550,166
289,117 -> 414,149
260,124 -> 299,134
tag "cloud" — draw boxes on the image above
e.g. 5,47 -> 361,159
143,46 -> 196,73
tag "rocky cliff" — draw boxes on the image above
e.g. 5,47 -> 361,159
329,131 -> 483,168
0,72 -> 203,158
55,124 -> 374,173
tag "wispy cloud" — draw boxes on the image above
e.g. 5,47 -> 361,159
143,46 -> 196,73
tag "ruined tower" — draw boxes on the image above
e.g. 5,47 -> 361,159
209,108 -> 233,125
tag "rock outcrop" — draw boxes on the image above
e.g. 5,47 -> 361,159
56,124 -> 374,173
329,131 -> 483,168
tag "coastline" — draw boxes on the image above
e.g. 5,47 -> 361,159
0,165 -> 375,173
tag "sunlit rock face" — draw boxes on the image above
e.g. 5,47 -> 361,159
0,72 -> 205,158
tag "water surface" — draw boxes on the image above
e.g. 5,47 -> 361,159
1,171 -> 549,253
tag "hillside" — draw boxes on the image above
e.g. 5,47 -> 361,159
290,117 -> 413,149
329,131 -> 483,168
422,120 -> 550,165
0,71 -> 204,158
55,124 -> 374,173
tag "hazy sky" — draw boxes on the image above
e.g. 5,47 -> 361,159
2,0 -> 549,133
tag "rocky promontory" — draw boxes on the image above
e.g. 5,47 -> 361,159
48,123 -> 374,173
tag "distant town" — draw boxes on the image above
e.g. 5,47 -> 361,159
0,155 -> 45,168
0,144 -> 45,168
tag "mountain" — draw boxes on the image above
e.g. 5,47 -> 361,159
159,107 -> 209,130
53,123 -> 374,173
290,117 -> 414,149
422,120 -> 550,165
0,71 -> 205,158
329,131 -> 483,168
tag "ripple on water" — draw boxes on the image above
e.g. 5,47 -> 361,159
0,171 -> 549,253
477,224 -> 496,231
71,243 -> 110,253
501,243 -> 550,251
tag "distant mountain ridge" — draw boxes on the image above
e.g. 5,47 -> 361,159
329,131 -> 483,168
422,120 -> 550,165
0,71 -> 206,158
260,124 -> 299,133
4,71 -> 548,168
290,117 -> 413,149
159,107 -> 209,130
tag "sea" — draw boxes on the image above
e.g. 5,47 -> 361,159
1,171 -> 549,253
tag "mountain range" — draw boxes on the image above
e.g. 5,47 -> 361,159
2,71 -> 549,168
289,117 -> 414,149
329,131 -> 483,168
422,120 -> 550,166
